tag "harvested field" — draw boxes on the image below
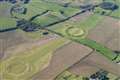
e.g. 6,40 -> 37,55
0,39 -> 6,59
69,51 -> 120,77
0,31 -> 29,59
5,34 -> 59,59
31,42 -> 93,80
71,12 -> 92,22
0,36 -> 68,80
69,61 -> 100,77
87,16 -> 120,51
0,31 -> 28,48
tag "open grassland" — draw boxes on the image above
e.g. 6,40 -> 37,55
0,0 -> 80,30
48,13 -> 117,60
32,12 -> 64,27
14,0 -> 80,20
0,3 -> 16,30
0,38 -> 68,80
48,14 -> 103,39
75,39 -> 116,60
0,17 -> 16,30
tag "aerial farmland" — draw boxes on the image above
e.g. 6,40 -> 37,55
0,0 -> 120,80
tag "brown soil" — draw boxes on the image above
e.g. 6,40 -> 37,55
69,51 -> 120,77
31,42 -> 92,80
87,16 -> 120,51
0,31 -> 28,59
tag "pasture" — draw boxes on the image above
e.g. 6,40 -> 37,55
0,3 -> 16,30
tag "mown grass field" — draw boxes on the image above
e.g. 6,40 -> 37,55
0,0 -> 80,30
14,0 -> 80,20
48,13 -> 117,60
0,3 -> 16,30
1,0 -> 119,80
0,38 -> 68,80
48,14 -> 103,39
0,17 -> 16,30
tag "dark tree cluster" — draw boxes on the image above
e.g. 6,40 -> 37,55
99,2 -> 119,11
90,70 -> 109,80
17,19 -> 39,32
11,5 -> 27,14
0,0 -> 30,4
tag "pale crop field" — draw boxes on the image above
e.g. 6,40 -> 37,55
0,38 -> 68,80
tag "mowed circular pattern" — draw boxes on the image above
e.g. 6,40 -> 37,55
6,60 -> 29,76
66,27 -> 86,37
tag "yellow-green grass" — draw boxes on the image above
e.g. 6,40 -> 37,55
75,39 -> 116,60
66,27 -> 85,37
114,56 -> 120,63
0,38 -> 68,80
32,12 -> 64,27
56,71 -> 83,80
13,0 -> 80,20
107,73 -> 120,80
0,3 -> 16,30
93,7 -> 112,15
0,17 -> 16,30
48,14 -> 103,39
48,13 -> 117,60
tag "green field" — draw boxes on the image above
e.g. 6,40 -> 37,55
0,0 -> 80,30
48,14 -> 103,39
0,3 -> 16,29
0,38 -> 68,80
0,17 -> 16,30
47,13 -> 117,60
0,0 -> 120,80
93,0 -> 120,19
13,0 -> 80,20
